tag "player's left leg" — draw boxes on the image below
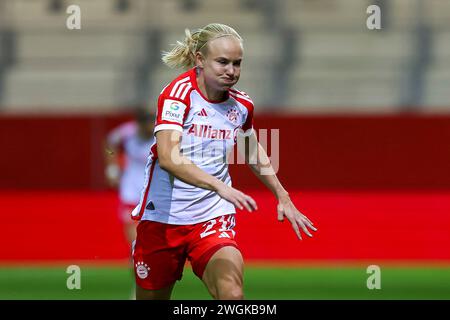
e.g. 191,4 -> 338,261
201,246 -> 244,300
188,214 -> 243,299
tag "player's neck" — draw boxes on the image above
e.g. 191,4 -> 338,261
196,73 -> 227,102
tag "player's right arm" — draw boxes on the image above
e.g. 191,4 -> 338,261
156,129 -> 257,212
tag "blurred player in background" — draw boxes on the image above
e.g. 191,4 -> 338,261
132,23 -> 317,300
105,108 -> 155,244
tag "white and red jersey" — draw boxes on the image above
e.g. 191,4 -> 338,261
107,121 -> 155,206
132,68 -> 254,225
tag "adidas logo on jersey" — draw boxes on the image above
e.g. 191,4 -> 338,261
197,108 -> 208,117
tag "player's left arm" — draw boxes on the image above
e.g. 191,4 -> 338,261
242,130 -> 317,240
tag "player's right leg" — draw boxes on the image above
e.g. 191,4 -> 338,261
132,220 -> 186,300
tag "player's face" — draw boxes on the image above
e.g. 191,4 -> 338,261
199,36 -> 243,92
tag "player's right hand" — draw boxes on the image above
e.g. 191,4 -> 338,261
216,184 -> 258,212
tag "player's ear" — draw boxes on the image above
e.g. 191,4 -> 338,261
195,52 -> 204,69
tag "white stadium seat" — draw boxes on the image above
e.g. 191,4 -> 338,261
0,0 -> 449,113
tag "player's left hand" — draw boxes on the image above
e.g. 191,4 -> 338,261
277,197 -> 317,240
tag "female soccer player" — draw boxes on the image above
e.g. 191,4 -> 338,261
105,108 -> 155,243
132,23 -> 317,300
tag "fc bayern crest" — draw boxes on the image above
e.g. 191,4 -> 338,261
135,261 -> 150,279
226,108 -> 239,124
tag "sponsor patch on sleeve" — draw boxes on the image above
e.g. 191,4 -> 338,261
161,99 -> 187,124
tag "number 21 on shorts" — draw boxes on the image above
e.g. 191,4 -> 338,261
200,215 -> 236,239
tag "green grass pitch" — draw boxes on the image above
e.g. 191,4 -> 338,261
0,265 -> 449,300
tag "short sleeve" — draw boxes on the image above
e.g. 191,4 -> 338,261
154,95 -> 190,133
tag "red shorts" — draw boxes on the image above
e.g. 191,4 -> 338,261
132,214 -> 238,290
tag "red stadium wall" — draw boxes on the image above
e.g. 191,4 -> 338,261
1,114 -> 450,190
1,190 -> 449,262
1,114 -> 450,262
